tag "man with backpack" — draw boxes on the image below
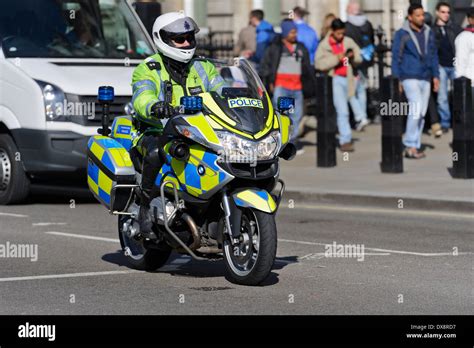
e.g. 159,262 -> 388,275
345,0 -> 374,131
391,3 -> 439,159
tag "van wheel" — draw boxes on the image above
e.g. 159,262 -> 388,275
0,134 -> 30,205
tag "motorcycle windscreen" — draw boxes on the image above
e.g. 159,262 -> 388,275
210,90 -> 271,134
204,59 -> 273,135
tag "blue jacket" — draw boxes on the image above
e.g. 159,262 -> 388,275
295,19 -> 319,65
391,21 -> 439,81
253,20 -> 275,64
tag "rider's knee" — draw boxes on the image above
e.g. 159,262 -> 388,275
144,145 -> 162,167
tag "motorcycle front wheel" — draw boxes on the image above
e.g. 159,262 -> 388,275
223,209 -> 277,286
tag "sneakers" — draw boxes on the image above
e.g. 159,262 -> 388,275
404,148 -> 426,159
356,119 -> 369,132
340,142 -> 355,152
296,142 -> 305,156
431,123 -> 442,138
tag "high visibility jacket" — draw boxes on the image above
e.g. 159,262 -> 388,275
131,53 -> 224,129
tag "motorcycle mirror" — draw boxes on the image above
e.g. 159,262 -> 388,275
277,97 -> 295,113
180,96 -> 203,114
278,143 -> 297,161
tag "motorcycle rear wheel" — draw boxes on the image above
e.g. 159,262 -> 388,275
118,215 -> 171,271
223,209 -> 277,286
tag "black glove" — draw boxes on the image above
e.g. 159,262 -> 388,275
150,102 -> 175,118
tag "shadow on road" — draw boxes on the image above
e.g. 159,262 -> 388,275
102,251 -> 299,287
22,185 -> 96,205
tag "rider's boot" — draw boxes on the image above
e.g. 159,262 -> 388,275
138,160 -> 161,239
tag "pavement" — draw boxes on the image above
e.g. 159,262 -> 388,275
280,120 -> 474,211
0,197 -> 472,315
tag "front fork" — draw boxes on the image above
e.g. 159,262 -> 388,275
221,190 -> 242,246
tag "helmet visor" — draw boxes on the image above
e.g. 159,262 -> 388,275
161,17 -> 200,36
158,17 -> 200,49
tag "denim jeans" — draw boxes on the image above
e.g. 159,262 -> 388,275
273,86 -> 303,142
437,65 -> 456,128
350,71 -> 368,123
332,75 -> 353,145
402,79 -> 431,149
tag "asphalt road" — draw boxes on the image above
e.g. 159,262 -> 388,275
0,193 -> 472,315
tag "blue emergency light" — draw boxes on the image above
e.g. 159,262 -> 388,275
180,96 -> 203,114
277,97 -> 295,113
98,86 -> 114,103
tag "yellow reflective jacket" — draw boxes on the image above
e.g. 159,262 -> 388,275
131,53 -> 224,129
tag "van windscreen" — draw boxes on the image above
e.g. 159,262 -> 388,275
0,0 -> 154,59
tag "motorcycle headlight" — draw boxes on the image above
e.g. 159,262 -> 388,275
257,130 -> 281,160
215,130 -> 281,162
35,80 -> 68,122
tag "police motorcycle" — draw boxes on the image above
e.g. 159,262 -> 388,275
87,58 -> 296,285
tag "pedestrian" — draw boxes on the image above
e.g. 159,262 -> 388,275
454,8 -> 474,89
433,1 -> 463,133
391,3 -> 439,159
315,18 -> 363,152
234,18 -> 256,60
260,19 -> 315,152
249,9 -> 275,68
292,6 -> 319,138
320,13 -> 336,40
292,6 -> 319,66
424,11 -> 443,138
345,0 -> 374,131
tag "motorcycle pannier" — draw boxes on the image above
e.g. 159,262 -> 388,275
87,136 -> 135,212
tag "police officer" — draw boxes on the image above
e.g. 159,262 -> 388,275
131,12 -> 224,236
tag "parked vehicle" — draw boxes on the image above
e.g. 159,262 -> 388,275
0,0 -> 154,204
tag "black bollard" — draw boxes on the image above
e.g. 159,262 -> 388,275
315,74 -> 337,167
452,77 -> 474,179
380,76 -> 405,173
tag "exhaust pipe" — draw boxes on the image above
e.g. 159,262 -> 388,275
181,213 -> 201,250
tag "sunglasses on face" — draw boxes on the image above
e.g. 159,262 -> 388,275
172,34 -> 194,44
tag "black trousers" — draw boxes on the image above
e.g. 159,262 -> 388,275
131,133 -> 166,206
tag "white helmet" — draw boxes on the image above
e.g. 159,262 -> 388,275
152,12 -> 200,63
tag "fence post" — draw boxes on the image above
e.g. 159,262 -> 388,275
452,77 -> 474,179
380,76 -> 405,173
315,74 -> 337,167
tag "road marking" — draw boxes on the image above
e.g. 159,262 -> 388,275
45,232 -> 472,257
299,252 -> 391,260
33,222 -> 67,226
278,239 -> 473,257
45,231 -> 119,243
0,270 -> 140,283
283,204 -> 474,220
0,212 -> 28,218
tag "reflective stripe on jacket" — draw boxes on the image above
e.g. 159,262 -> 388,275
131,53 -> 224,127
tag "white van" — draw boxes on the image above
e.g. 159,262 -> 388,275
0,0 -> 155,204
